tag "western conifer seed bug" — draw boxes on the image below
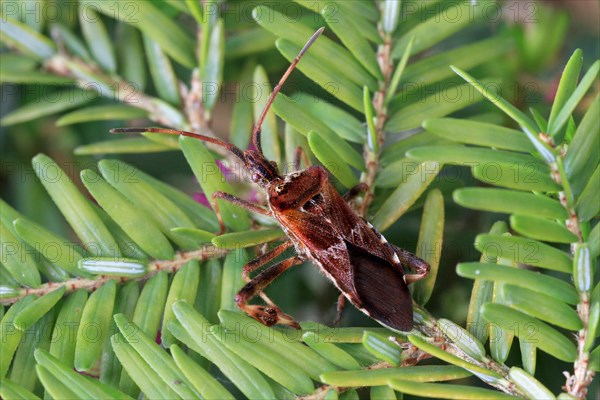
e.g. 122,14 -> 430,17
113,28 -> 430,331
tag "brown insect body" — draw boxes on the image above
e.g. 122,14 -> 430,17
265,165 -> 415,331
113,28 -> 429,332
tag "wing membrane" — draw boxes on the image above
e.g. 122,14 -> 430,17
346,240 -> 413,331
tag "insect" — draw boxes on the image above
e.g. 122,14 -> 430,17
113,28 -> 429,331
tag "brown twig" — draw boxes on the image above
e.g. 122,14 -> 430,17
297,385 -> 344,400
43,50 -> 244,165
0,246 -> 227,306
44,45 -> 253,193
360,26 -> 394,217
564,291 -> 594,399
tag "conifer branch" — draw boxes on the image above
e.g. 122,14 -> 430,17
0,246 -> 227,305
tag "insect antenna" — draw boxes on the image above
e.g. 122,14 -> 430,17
110,127 -> 245,161
251,27 -> 325,155
111,28 -> 324,162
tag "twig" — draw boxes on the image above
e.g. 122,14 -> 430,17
44,47 -> 252,196
298,385 -> 344,400
43,52 -> 242,165
564,291 -> 594,399
360,23 -> 394,216
544,137 -> 594,398
414,305 -> 523,397
0,246 -> 227,306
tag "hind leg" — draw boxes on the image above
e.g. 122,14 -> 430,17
393,245 -> 430,284
333,294 -> 346,325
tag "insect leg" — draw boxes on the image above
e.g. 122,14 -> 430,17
343,183 -> 369,202
242,241 -> 294,281
235,257 -> 303,328
333,294 -> 346,325
392,245 -> 430,284
211,191 -> 272,234
293,146 -> 311,171
243,241 -> 294,305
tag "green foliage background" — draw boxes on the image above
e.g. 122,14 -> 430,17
0,1 -> 598,399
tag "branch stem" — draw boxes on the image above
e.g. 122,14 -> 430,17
0,246 -> 227,306
414,305 -> 524,397
549,147 -> 594,400
360,31 -> 394,216
566,292 -> 595,398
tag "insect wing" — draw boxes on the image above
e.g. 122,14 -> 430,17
345,240 -> 414,331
